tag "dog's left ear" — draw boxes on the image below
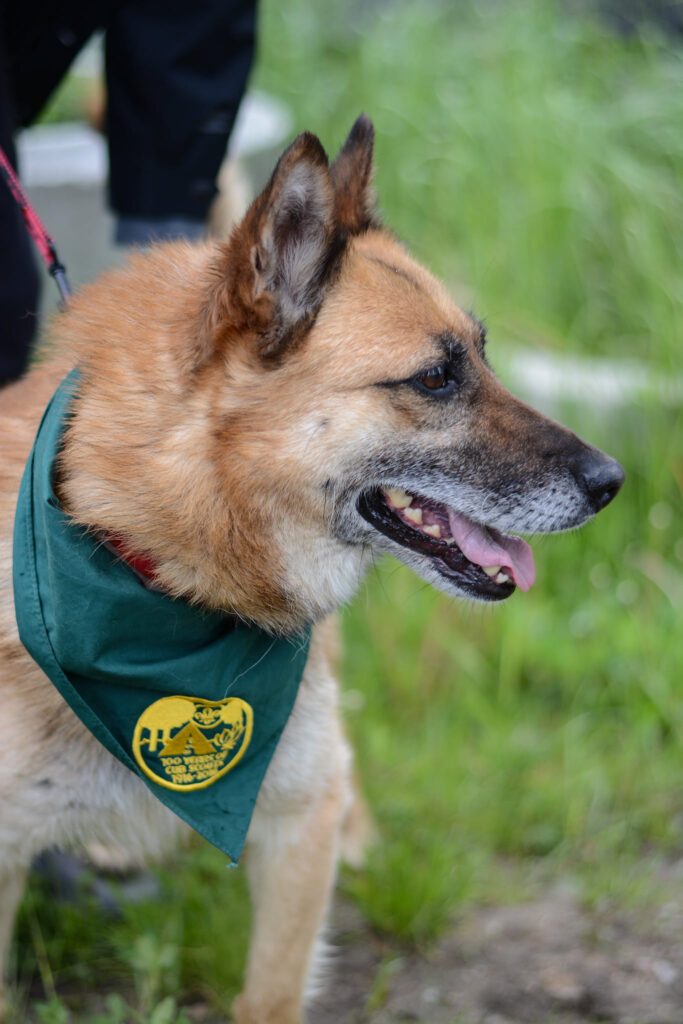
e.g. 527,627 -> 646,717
331,114 -> 379,234
204,131 -> 346,362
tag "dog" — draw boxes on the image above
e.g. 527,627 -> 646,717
0,114 -> 623,1023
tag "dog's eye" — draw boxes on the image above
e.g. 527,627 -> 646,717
377,354 -> 462,397
415,365 -> 449,391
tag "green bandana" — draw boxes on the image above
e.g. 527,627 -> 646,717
13,371 -> 311,864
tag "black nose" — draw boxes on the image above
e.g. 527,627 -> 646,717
575,451 -> 625,513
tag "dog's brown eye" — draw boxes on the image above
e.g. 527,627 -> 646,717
417,366 -> 448,390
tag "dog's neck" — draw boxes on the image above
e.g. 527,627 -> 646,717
56,373 -> 368,634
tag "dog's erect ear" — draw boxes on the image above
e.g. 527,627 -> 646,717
210,131 -> 347,361
331,114 -> 378,234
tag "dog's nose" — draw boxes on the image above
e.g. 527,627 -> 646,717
574,450 -> 625,512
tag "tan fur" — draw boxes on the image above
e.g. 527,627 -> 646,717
47,238 -> 469,629
0,117 -> 621,1022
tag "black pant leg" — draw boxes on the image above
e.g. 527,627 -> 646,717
5,1 -> 118,127
106,0 -> 257,220
0,35 -> 40,383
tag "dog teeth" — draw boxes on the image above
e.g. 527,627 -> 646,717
384,487 -> 413,509
383,489 -> 452,544
483,565 -> 511,584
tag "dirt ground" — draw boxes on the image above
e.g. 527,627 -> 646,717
22,869 -> 683,1024
304,882 -> 683,1024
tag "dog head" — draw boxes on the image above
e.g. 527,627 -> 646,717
60,116 -> 623,631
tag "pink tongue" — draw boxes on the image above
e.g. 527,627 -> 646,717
447,509 -> 536,592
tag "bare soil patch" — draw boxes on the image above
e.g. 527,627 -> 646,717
312,883 -> 683,1024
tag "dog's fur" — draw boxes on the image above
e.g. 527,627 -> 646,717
0,116 -> 622,1022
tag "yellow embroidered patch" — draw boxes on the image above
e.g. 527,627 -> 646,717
132,696 -> 253,792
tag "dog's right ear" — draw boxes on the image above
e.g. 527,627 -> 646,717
204,131 -> 346,362
331,114 -> 379,234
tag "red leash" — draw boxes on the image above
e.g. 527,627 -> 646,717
0,143 -> 71,305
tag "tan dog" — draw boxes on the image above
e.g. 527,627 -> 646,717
0,115 -> 623,1022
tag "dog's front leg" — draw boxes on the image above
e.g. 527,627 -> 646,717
233,774 -> 346,1024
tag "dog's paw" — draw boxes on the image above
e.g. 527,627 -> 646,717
232,992 -> 302,1024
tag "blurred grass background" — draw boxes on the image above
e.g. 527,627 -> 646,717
12,0 -> 682,1018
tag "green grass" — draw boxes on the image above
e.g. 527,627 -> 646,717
11,844 -> 249,1020
12,0 -> 683,1017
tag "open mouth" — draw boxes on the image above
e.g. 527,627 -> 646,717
357,486 -> 536,601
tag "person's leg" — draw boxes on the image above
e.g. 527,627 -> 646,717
0,38 -> 40,384
1,1 -> 117,383
106,0 -> 257,242
4,2 -> 117,128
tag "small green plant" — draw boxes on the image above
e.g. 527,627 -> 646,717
32,990 -> 192,1024
34,998 -> 69,1024
365,956 -> 405,1013
90,994 -> 129,1024
122,934 -> 181,1016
